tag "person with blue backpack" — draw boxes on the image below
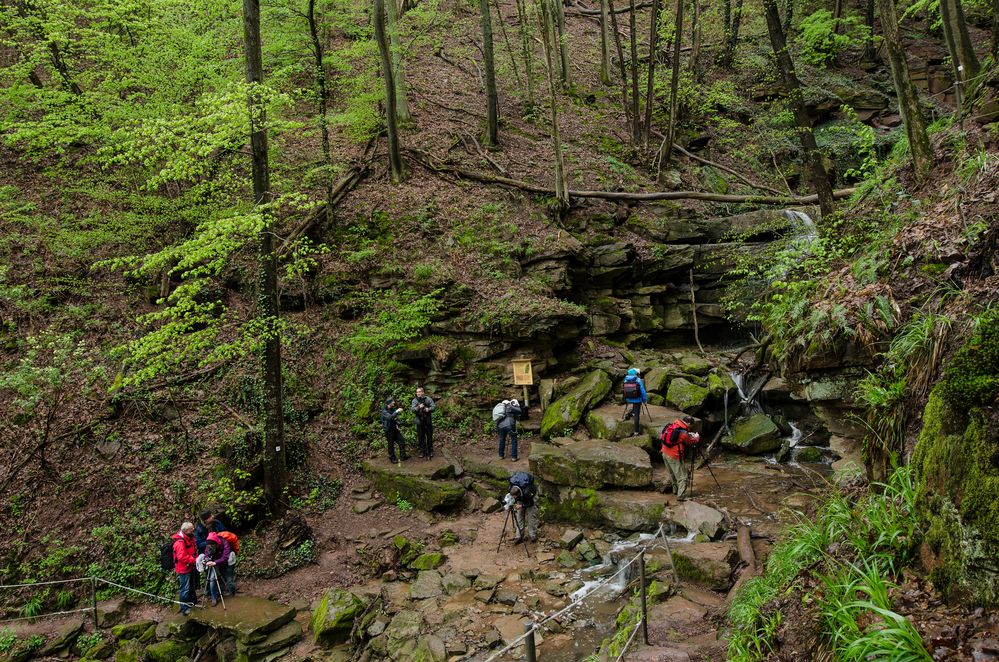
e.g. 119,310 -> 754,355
622,368 -> 647,436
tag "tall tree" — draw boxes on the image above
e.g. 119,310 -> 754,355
553,0 -> 571,88
514,0 -> 536,111
374,0 -> 405,181
877,0 -> 933,179
480,0 -> 499,145
663,0 -> 684,164
720,0 -> 744,67
938,0 -> 980,89
642,0 -> 662,146
690,0 -> 702,79
599,0 -> 614,84
629,0 -> 641,144
763,0 -> 835,218
608,0 -> 632,126
242,0 -> 288,514
540,0 -> 569,206
305,0 -> 334,225
385,0 -> 412,120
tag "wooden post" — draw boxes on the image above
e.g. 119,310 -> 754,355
639,550 -> 649,645
525,622 -> 537,662
91,577 -> 98,630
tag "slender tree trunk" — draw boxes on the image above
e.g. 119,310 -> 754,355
642,0 -> 661,146
833,0 -> 844,33
864,0 -> 876,59
608,0 -> 632,124
939,0 -> 980,85
600,0 -> 614,84
629,0 -> 641,144
492,0 -> 522,89
384,0 -> 411,121
554,0 -> 571,88
993,0 -> 999,59
690,0 -> 702,79
877,0 -> 933,180
242,0 -> 287,515
306,0 -> 334,226
480,0 -> 499,145
374,0 -> 404,182
721,0 -> 743,67
515,0 -> 536,111
781,0 -> 792,37
763,0 -> 835,218
540,0 -> 569,206
663,0 -> 683,164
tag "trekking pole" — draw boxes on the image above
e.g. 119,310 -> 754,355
694,444 -> 721,488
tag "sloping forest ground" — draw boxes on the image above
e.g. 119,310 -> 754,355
1,0 -> 999,657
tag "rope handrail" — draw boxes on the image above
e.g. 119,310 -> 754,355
614,616 -> 646,662
0,577 -> 94,590
0,607 -> 97,625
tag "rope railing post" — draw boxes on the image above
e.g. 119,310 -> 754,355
91,577 -> 98,630
639,549 -> 649,645
524,623 -> 537,662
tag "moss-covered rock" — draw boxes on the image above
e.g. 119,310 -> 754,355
111,620 -> 157,641
310,589 -> 365,646
362,459 -> 464,511
722,414 -> 782,454
912,388 -> 999,605
666,378 -> 711,413
643,366 -> 675,392
794,446 -> 823,463
113,640 -> 144,662
707,372 -> 736,397
540,485 -> 665,531
670,542 -> 737,590
144,639 -> 194,662
384,610 -> 422,660
236,620 -> 302,658
541,369 -> 612,438
393,535 -> 424,565
679,354 -> 712,376
529,440 -> 652,488
408,553 -> 446,570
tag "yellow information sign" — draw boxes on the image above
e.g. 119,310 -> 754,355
512,359 -> 534,386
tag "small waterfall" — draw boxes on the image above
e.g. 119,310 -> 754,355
787,421 -> 803,447
784,208 -> 817,244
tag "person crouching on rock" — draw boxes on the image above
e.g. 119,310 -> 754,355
380,397 -> 408,463
507,471 -> 538,543
494,398 -> 523,461
660,415 -> 700,501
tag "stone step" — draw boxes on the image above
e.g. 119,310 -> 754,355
187,596 -> 296,644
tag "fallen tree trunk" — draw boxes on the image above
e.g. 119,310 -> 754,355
406,149 -> 855,205
726,521 -> 760,604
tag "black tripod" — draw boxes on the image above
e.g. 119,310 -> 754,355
496,506 -> 532,558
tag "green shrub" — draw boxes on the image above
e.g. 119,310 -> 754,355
939,308 -> 999,408
797,10 -> 871,66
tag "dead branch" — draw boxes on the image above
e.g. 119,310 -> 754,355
668,140 -> 788,197
689,268 -> 705,356
405,149 -> 855,205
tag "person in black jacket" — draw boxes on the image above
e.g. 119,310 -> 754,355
380,397 -> 408,463
507,472 -> 538,542
194,510 -> 225,555
410,387 -> 436,459
494,398 -> 523,461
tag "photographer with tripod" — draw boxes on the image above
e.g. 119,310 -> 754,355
502,471 -> 538,546
410,387 -> 436,459
660,416 -> 701,501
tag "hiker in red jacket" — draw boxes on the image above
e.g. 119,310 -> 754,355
172,522 -> 198,615
661,416 -> 700,501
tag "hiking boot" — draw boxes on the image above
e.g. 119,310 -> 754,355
389,457 -> 398,463
210,598 -> 218,607
511,456 -> 518,462
528,535 -> 537,542
513,536 -> 523,544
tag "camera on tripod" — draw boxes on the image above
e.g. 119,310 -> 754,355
502,493 -> 516,511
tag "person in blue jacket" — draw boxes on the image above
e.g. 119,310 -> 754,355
622,368 -> 647,436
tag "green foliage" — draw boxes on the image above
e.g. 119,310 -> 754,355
395,495 -> 414,512
0,629 -> 16,653
76,632 -> 104,655
797,10 -> 871,66
728,466 -> 920,660
19,594 -> 44,621
344,289 -> 444,357
202,469 -> 266,527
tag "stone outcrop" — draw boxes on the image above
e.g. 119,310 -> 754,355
187,596 -> 297,644
541,369 -> 612,438
362,458 -> 465,511
670,542 -> 738,590
666,378 -> 711,413
723,414 -> 783,454
529,440 -> 653,488
666,501 -> 727,540
540,486 -> 665,531
311,589 -> 365,646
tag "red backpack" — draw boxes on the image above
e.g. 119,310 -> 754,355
660,422 -> 685,447
218,530 -> 239,554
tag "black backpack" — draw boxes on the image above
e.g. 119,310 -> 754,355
159,540 -> 175,572
510,471 -> 534,490
622,379 -> 641,399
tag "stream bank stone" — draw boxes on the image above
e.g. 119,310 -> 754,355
670,542 -> 738,590
311,588 -> 365,646
187,596 -> 296,644
410,570 -> 444,599
529,440 -> 652,488
362,458 -> 464,511
667,501 -> 727,539
385,610 -> 423,660
541,369 -> 612,438
723,414 -> 783,454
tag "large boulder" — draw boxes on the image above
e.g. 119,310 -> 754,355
541,369 -> 612,438
670,542 -> 738,590
584,405 -> 633,440
540,486 -> 665,531
144,640 -> 194,662
311,588 -> 365,646
237,620 -> 303,658
362,458 -> 464,511
666,501 -> 727,539
187,596 -> 296,644
529,440 -> 652,488
666,378 -> 711,413
723,414 -> 783,454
